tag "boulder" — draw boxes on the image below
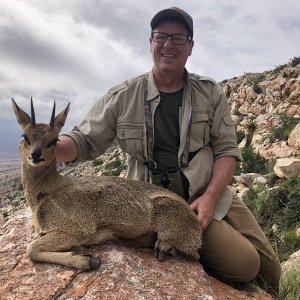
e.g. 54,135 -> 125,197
273,158 -> 300,179
0,209 -> 273,300
281,249 -> 300,276
234,173 -> 268,187
288,122 -> 300,150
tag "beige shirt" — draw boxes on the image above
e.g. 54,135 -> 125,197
66,70 -> 242,220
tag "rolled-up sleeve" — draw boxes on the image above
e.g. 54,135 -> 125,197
64,93 -> 118,162
210,85 -> 242,161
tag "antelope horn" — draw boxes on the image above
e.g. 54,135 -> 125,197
50,102 -> 56,128
31,97 -> 36,126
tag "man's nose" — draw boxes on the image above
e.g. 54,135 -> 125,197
164,35 -> 174,46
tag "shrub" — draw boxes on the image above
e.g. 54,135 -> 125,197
289,56 -> 300,67
92,158 -> 103,167
251,74 -> 265,94
243,177 -> 300,263
272,64 -> 287,75
18,183 -> 23,191
236,130 -> 245,144
280,231 -> 300,261
253,83 -> 262,94
102,158 -> 126,176
245,119 -> 257,131
236,145 -> 268,175
268,115 -> 298,143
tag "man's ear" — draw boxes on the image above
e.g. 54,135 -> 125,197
149,37 -> 153,53
188,40 -> 194,56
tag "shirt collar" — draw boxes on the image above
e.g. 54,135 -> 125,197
146,69 -> 190,101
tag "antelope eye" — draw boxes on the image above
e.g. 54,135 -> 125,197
46,139 -> 58,148
21,134 -> 31,145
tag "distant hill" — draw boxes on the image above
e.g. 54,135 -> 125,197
0,119 -> 21,153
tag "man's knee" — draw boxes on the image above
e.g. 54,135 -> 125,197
202,250 -> 260,283
232,248 -> 260,282
200,219 -> 260,282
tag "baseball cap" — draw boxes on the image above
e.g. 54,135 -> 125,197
150,7 -> 193,38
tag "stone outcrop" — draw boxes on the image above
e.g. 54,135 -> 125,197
273,158 -> 300,179
281,250 -> 300,275
0,209 -> 273,300
222,63 -> 300,159
288,122 -> 300,150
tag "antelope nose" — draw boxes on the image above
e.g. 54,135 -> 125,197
31,148 -> 42,160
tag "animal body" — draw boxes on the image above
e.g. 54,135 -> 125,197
12,99 -> 202,270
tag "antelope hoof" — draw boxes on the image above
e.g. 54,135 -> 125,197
89,257 -> 101,269
154,240 -> 172,261
71,245 -> 85,255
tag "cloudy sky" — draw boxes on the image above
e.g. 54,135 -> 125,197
0,0 -> 299,151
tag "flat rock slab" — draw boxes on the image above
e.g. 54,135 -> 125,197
0,209 -> 272,300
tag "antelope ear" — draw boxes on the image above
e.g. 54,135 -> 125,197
54,103 -> 70,131
11,98 -> 32,127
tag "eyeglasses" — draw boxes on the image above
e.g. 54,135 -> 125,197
151,32 -> 192,45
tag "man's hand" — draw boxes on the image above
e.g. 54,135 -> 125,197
189,156 -> 237,230
190,193 -> 216,230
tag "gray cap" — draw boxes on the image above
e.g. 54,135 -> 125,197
150,7 -> 193,38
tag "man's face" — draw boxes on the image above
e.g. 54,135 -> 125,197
150,21 -> 194,75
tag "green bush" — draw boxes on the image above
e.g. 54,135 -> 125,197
289,56 -> 300,67
268,115 -> 298,143
272,64 -> 287,75
243,177 -> 300,263
253,83 -> 262,94
236,130 -> 245,144
92,158 -> 103,167
280,231 -> 300,261
236,145 -> 268,175
245,119 -> 257,131
102,158 -> 126,176
251,74 -> 265,94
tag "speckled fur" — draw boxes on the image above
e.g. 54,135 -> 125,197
12,99 -> 202,270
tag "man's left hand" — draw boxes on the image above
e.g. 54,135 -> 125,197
189,194 -> 216,230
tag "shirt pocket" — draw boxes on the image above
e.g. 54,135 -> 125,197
219,115 -> 235,138
116,125 -> 146,162
189,113 -> 211,152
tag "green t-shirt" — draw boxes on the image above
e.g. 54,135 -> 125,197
153,88 -> 183,172
153,88 -> 189,200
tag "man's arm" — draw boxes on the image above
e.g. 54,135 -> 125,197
190,156 -> 237,230
56,135 -> 78,163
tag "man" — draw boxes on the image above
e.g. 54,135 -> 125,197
56,7 -> 280,295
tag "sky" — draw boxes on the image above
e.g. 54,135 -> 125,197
0,0 -> 299,152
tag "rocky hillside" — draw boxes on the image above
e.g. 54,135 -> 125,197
221,58 -> 300,159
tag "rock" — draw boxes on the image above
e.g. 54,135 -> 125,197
221,63 -> 300,161
0,209 -> 273,300
262,142 -> 295,159
281,250 -> 300,275
273,158 -> 300,178
288,122 -> 300,150
234,173 -> 268,187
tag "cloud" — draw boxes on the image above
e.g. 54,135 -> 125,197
0,0 -> 150,123
0,0 -> 299,129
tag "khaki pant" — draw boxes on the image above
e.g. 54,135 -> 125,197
200,195 -> 281,295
